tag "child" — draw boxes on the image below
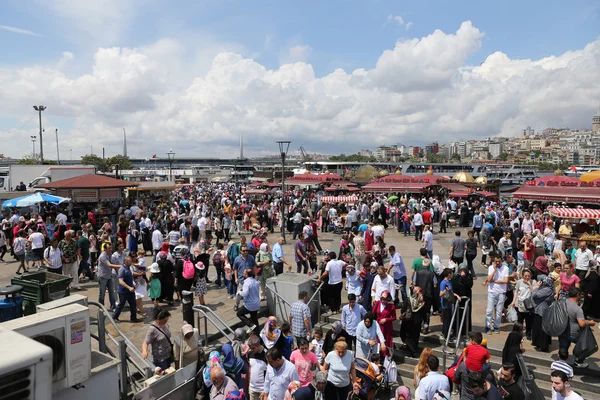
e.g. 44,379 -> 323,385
549,262 -> 561,295
195,260 -> 207,305
464,332 -> 490,373
148,262 -> 162,307
280,322 -> 294,360
224,258 -> 234,298
134,250 -> 148,317
310,326 -> 325,364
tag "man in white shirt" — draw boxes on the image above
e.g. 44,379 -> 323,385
152,227 -> 164,261
574,241 -> 593,280
247,335 -> 268,400
28,227 -> 45,268
198,213 -> 208,239
422,225 -> 433,259
371,223 -> 385,240
317,251 -> 347,313
56,211 -> 67,226
522,213 -> 534,234
413,211 -> 424,241
371,265 -> 395,303
484,252 -> 509,334
550,370 -> 584,400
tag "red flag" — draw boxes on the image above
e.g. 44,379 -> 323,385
570,165 -> 577,172
151,154 -> 157,159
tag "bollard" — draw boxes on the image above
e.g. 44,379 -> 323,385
181,289 -> 195,327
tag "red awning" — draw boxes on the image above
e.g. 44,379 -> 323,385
37,174 -> 137,189
513,186 -> 600,204
440,183 -> 470,192
448,191 -> 472,198
477,191 -> 497,198
549,207 -> 600,219
321,196 -> 358,203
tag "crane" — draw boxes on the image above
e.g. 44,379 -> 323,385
299,146 -> 313,162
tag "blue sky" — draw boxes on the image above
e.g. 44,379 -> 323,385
1,0 -> 599,158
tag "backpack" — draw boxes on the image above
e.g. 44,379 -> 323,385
213,251 -> 224,267
182,257 -> 195,279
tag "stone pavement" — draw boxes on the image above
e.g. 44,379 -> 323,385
3,224 -> 600,390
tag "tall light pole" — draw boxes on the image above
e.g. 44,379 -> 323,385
33,105 -> 46,162
167,149 -> 175,182
30,136 -> 37,158
55,128 -> 60,165
276,140 -> 291,243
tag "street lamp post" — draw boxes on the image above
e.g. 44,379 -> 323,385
30,136 -> 37,158
55,128 -> 60,165
33,105 -> 46,162
167,150 -> 175,182
276,140 -> 291,243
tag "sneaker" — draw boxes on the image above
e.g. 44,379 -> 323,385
246,325 -> 257,335
439,334 -> 446,341
234,305 -> 239,312
574,361 -> 589,368
485,329 -> 492,335
494,329 -> 501,334
130,318 -> 142,323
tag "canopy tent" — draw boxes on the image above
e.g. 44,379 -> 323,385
512,186 -> 600,205
548,207 -> 600,219
2,193 -> 70,208
361,182 -> 430,193
321,195 -> 358,203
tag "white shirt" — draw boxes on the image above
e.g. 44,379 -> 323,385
29,232 -> 45,249
152,230 -> 163,251
423,230 -> 433,251
44,246 -> 63,270
56,213 -> 67,225
371,274 -> 396,301
413,213 -> 424,226
264,359 -> 298,400
372,225 -> 385,238
552,389 -> 584,400
326,259 -> 345,285
574,248 -> 594,271
198,217 -> 207,231
487,264 -> 509,294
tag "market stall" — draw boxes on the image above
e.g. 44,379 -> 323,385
321,195 -> 358,203
127,181 -> 176,206
549,207 -> 600,240
512,186 -> 600,205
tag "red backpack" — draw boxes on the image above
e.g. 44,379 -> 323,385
182,257 -> 195,279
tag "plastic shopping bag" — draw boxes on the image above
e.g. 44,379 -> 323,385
507,306 -> 518,323
542,299 -> 568,337
574,326 -> 598,360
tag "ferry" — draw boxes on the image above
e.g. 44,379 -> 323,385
564,165 -> 600,177
484,164 -> 539,192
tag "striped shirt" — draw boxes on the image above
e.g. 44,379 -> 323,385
44,246 -> 63,270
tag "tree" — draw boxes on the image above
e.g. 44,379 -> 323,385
80,154 -> 132,172
108,155 -> 133,170
498,152 -> 509,161
426,153 -> 447,163
450,153 -> 461,161
18,155 -> 40,165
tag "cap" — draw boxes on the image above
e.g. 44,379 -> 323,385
181,323 -> 194,337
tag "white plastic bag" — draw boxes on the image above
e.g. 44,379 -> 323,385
448,259 -> 458,272
432,255 -> 445,275
507,306 -> 518,323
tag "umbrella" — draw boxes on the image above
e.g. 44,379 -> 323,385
580,170 -> 600,183
2,193 -> 71,208
387,195 -> 399,202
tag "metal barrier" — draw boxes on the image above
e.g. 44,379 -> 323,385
88,301 -> 154,398
193,304 -> 235,346
442,296 -> 471,370
308,281 -> 324,324
265,283 -> 292,322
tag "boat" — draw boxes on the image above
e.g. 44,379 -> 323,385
564,165 -> 600,177
484,164 -> 540,193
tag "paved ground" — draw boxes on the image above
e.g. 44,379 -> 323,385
3,223 -> 600,388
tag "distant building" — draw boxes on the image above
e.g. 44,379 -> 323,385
489,143 -> 503,159
359,149 -> 373,157
425,142 -> 439,154
523,126 -> 535,137
593,104 -> 600,133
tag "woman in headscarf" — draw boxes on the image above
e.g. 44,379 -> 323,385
284,381 -> 302,400
532,251 -> 548,276
222,343 -> 248,391
582,262 -> 600,319
532,229 -> 545,265
260,316 -> 285,353
202,350 -> 223,394
157,251 -> 175,305
355,312 -> 386,359
502,323 -> 524,379
232,328 -> 248,359
360,262 -> 378,312
531,275 -> 555,352
292,371 -> 327,400
371,290 -> 396,352
323,321 -> 353,354
391,386 -> 411,400
552,248 -> 568,267
256,242 -> 274,300
128,220 -> 139,253
399,286 -> 425,358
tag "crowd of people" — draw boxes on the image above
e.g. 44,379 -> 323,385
2,182 -> 599,399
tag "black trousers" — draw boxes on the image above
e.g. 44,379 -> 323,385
113,291 -> 136,320
329,282 -> 343,312
236,305 -> 258,330
274,262 -> 284,275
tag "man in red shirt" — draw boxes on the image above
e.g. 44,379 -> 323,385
422,208 -> 432,226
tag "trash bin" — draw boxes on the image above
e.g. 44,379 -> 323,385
0,285 -> 24,322
11,271 -> 72,315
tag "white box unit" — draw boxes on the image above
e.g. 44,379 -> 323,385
0,327 -> 53,400
36,294 -> 88,312
0,304 -> 91,393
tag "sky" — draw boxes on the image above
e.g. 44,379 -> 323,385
1,0 -> 599,160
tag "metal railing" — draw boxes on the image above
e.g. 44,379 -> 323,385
308,281 -> 324,324
193,304 -> 235,346
265,283 -> 292,322
266,280 -> 324,326
442,296 -> 471,370
88,301 -> 155,399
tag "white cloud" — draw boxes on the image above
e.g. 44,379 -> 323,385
0,25 -> 41,36
1,21 -> 599,159
386,15 -> 404,26
406,21 -> 413,30
281,44 -> 312,64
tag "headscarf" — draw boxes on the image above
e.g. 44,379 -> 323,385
395,386 -> 412,400
222,343 -> 245,376
312,372 -> 327,400
552,249 -> 567,266
331,321 -> 343,335
202,351 -> 222,387
283,381 -> 302,400
534,256 -> 549,275
381,290 -> 391,300
259,243 -> 269,253
260,316 -> 281,349
225,390 -> 247,400
161,242 -> 170,253
158,251 -> 168,259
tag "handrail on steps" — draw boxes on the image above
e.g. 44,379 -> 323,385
193,304 -> 234,345
265,283 -> 292,323
442,296 -> 471,371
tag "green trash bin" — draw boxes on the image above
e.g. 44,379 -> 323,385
11,271 -> 72,315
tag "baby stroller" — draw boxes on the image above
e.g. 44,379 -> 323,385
354,356 -> 384,400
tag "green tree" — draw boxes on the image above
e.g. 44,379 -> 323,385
450,153 -> 461,161
426,153 -> 447,163
18,155 -> 40,165
81,154 -> 108,172
108,155 -> 133,170
498,152 -> 509,161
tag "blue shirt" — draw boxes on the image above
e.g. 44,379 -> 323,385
117,265 -> 133,294
341,303 -> 366,336
264,359 -> 298,400
239,277 -> 260,311
345,273 -> 362,295
272,243 -> 284,263
440,279 -> 453,310
233,254 -> 256,284
415,371 -> 451,400
390,252 -> 406,280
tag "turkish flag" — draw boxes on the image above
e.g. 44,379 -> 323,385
570,165 -> 577,172
151,154 -> 157,159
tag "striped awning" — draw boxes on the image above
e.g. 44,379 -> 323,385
549,207 -> 600,219
321,196 -> 358,203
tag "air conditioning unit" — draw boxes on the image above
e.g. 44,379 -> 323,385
0,303 -> 91,393
0,327 -> 53,400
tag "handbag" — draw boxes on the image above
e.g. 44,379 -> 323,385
442,290 -> 456,307
523,297 -> 534,311
445,352 -> 464,383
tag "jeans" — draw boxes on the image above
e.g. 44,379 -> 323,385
78,259 -> 93,279
442,306 -> 453,337
427,250 -> 433,260
296,260 -> 309,274
113,291 -> 136,320
466,253 -> 477,276
99,277 -> 116,310
403,221 -> 410,235
215,265 -> 225,287
394,276 -> 407,304
559,332 -> 584,362
485,291 -> 506,330
415,225 -> 423,241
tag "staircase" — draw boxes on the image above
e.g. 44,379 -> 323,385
318,312 -> 600,400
